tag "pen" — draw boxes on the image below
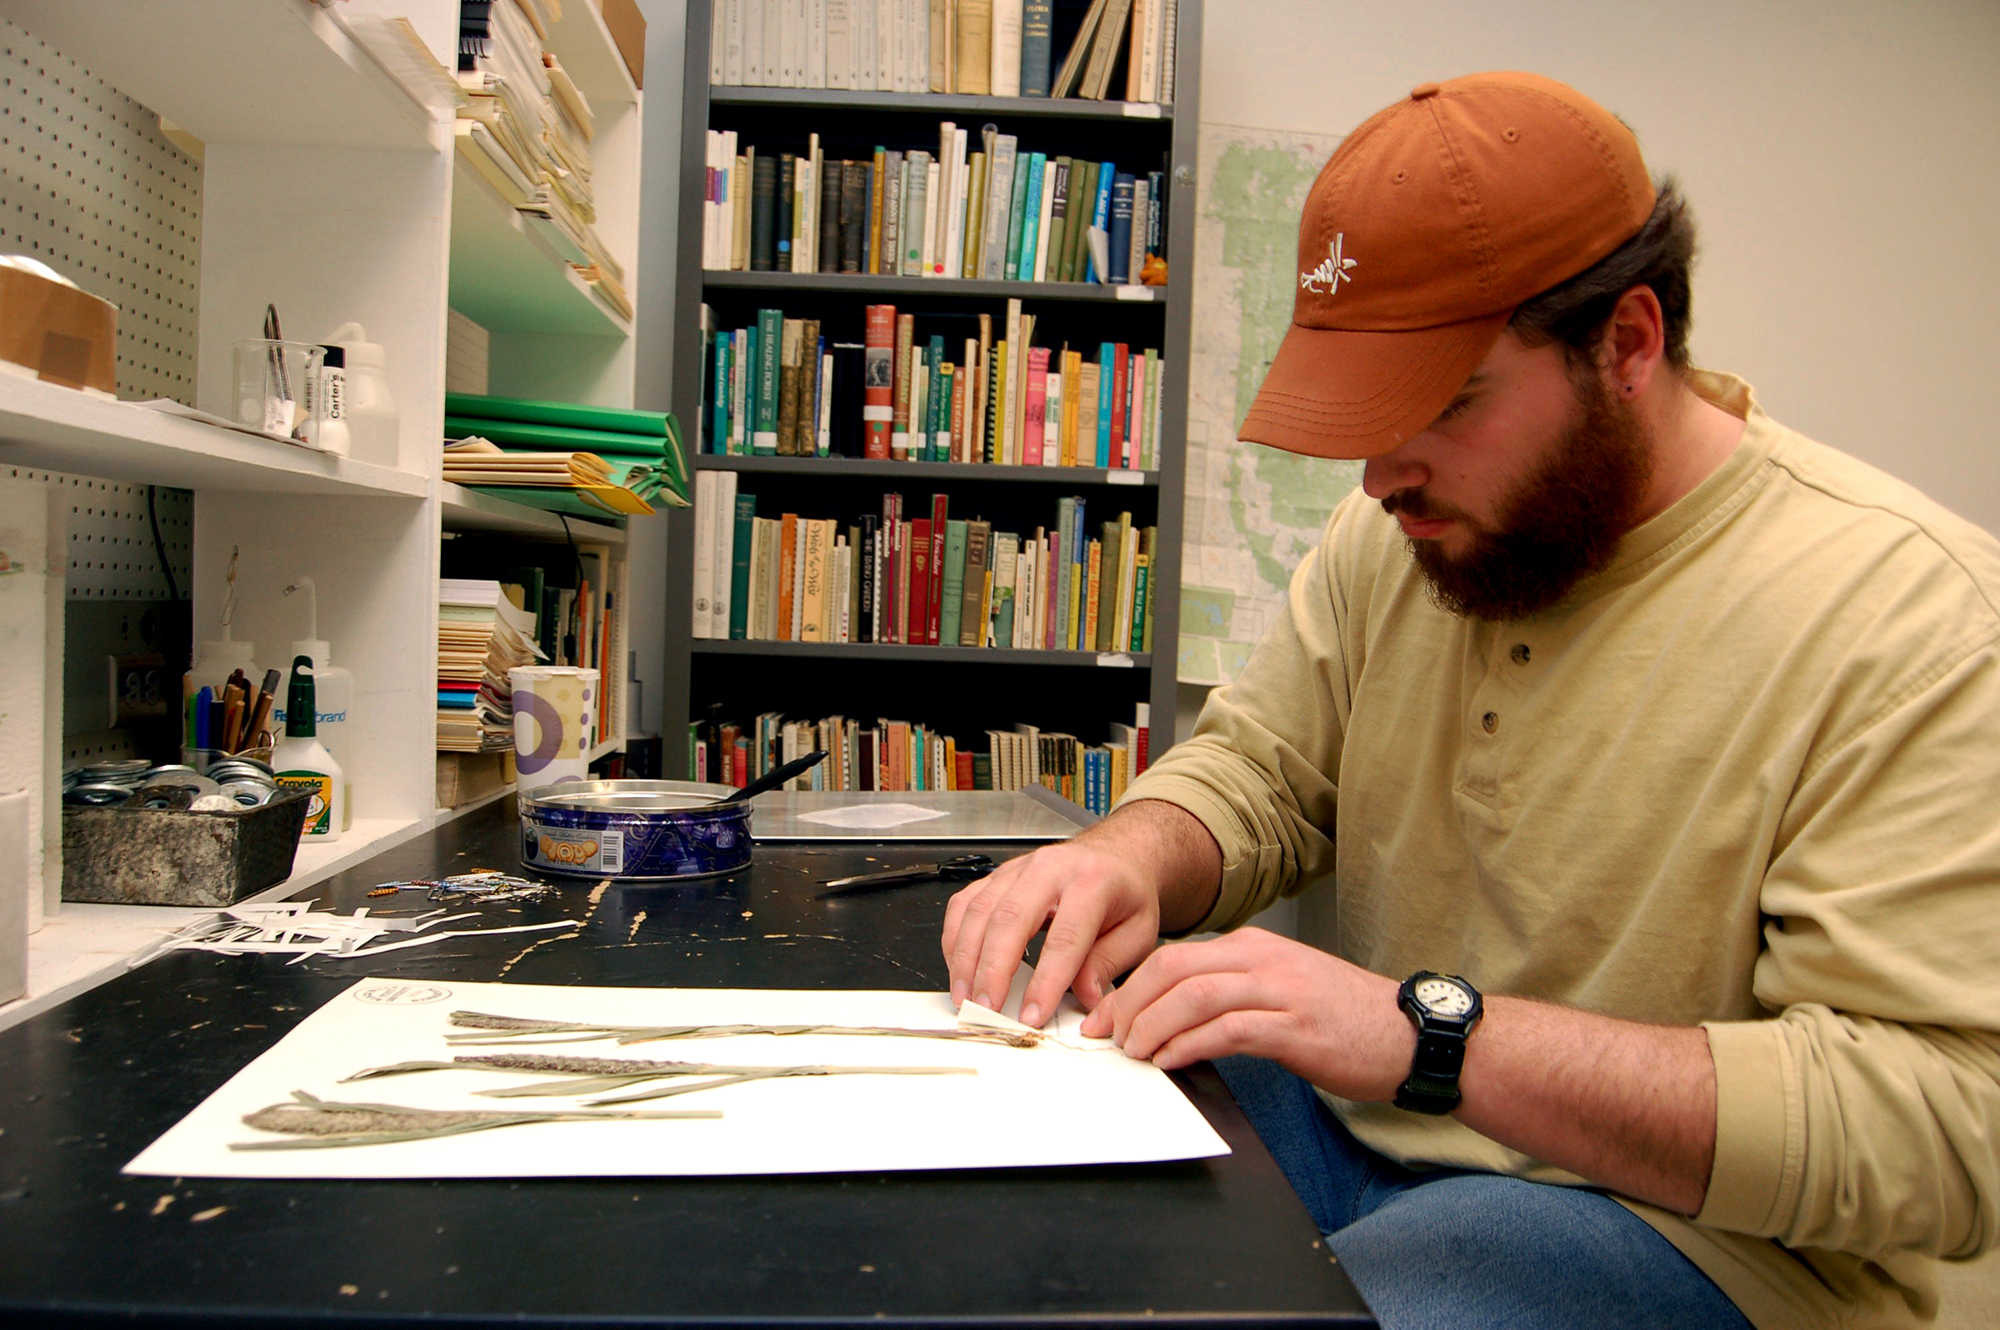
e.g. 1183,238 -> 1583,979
194,686 -> 213,751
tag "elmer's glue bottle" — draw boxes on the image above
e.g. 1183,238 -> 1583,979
272,655 -> 345,840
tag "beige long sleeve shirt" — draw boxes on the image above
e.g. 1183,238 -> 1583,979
1123,374 -> 2000,1328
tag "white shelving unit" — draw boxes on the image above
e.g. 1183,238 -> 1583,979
0,0 -> 646,1026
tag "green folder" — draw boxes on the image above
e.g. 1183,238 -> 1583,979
444,416 -> 666,457
446,392 -> 673,438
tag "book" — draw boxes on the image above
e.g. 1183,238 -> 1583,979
693,472 -> 718,637
838,158 -> 868,272
776,317 -> 803,456
867,145 -> 887,273
1110,339 -> 1130,466
908,516 -> 933,646
1024,346 -> 1050,466
1020,0 -> 1054,96
750,152 -> 778,270
939,517 -> 968,647
1108,172 -> 1134,284
778,513 -> 801,640
775,153 -> 796,270
891,310 -> 915,459
956,0 -> 992,95
958,519 -> 991,646
862,303 -> 896,458
800,517 -> 829,641
729,490 -> 756,639
751,308 -> 781,453
927,494 -> 949,642
990,530 -> 1019,647
990,0 -> 1023,96
979,133 -> 1017,281
817,155 -> 843,273
711,468 -> 738,637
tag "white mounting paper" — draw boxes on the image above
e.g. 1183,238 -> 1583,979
124,977 -> 1229,1180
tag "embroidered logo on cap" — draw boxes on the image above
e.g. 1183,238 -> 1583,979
1300,233 -> 1358,295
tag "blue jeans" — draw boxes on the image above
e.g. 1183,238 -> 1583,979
1215,1056 -> 1752,1330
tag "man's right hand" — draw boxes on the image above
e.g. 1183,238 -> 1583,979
940,799 -> 1225,1029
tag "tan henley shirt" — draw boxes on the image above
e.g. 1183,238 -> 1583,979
1123,373 -> 2000,1328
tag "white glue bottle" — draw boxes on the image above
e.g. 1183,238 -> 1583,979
325,322 -> 398,468
272,655 -> 344,841
276,577 -> 354,829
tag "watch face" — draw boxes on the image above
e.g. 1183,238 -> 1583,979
1414,976 -> 1474,1017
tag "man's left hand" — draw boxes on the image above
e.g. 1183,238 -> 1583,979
1079,928 -> 1416,1103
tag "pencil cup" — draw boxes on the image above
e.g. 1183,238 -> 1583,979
510,666 -> 600,793
232,339 -> 324,443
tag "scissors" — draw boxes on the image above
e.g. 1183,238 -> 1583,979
817,854 -> 998,897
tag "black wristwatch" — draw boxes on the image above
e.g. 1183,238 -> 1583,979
1395,971 -> 1482,1115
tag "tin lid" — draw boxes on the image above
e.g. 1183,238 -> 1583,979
519,779 -> 740,814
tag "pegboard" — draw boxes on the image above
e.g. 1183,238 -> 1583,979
3,464 -> 191,599
0,15 -> 201,404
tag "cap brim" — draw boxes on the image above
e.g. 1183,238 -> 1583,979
1237,311 -> 1513,460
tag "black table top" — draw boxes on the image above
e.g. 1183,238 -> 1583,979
0,797 -> 1372,1328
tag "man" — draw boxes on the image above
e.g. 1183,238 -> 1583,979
941,72 -> 2000,1329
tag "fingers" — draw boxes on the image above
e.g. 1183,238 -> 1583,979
943,855 -> 1057,1009
1018,891 -> 1122,1028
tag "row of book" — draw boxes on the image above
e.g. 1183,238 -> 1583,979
692,475 -> 1159,657
702,122 -> 1166,287
456,0 -> 632,320
691,703 -> 1151,812
707,0 -> 1177,104
702,299 -> 1163,469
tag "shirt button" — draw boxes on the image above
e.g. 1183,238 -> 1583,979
1481,711 -> 1499,734
1510,644 -> 1531,665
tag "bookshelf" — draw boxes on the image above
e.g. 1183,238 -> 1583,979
663,0 -> 1203,789
0,0 -> 645,1017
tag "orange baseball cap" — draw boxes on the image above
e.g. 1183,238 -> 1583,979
1238,72 -> 1657,460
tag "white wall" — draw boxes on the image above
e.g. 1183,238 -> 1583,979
1202,0 -> 2000,535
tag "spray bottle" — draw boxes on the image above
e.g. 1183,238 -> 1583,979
277,577 -> 354,829
272,655 -> 345,840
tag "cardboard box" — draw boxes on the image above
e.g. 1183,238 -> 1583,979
598,0 -> 646,89
0,262 -> 117,395
436,750 -> 514,809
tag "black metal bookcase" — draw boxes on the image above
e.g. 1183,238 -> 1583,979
664,0 -> 1204,778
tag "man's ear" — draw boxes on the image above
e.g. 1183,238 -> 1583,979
1601,285 -> 1667,394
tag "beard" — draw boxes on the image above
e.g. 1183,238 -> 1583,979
1387,371 -> 1655,622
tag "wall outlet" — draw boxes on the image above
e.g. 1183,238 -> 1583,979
109,652 -> 170,726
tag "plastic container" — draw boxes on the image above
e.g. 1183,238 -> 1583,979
306,343 -> 350,455
273,578 -> 353,829
325,321 -> 398,467
271,655 -> 344,840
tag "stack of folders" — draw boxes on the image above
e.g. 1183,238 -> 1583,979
706,0 -> 1177,103
443,391 -> 693,516
437,578 -> 544,753
691,485 -> 1158,661
687,702 -> 1151,813
701,299 -> 1164,469
456,0 -> 631,320
703,122 -> 1167,289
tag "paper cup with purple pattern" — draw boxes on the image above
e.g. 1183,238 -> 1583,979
509,666 -> 600,793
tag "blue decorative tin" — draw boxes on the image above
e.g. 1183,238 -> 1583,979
518,781 -> 752,881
